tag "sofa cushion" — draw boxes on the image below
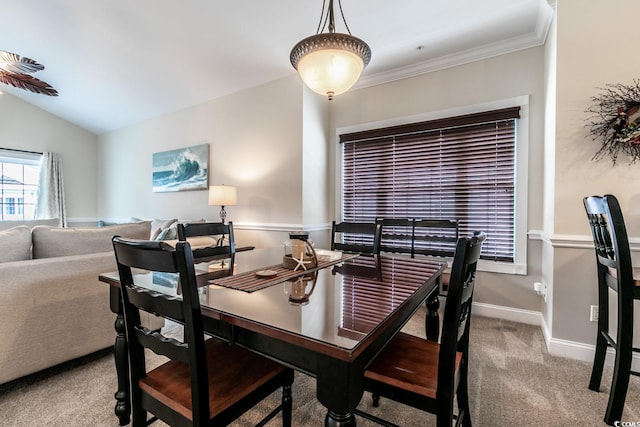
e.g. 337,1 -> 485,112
0,218 -> 59,231
32,221 -> 152,259
0,226 -> 32,262
162,236 -> 219,250
97,217 -> 142,227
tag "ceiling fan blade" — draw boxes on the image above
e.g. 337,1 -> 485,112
0,72 -> 58,96
0,50 -> 45,74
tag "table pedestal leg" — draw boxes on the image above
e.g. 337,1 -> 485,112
318,354 -> 361,427
114,313 -> 130,425
425,290 -> 440,342
325,410 -> 356,427
110,288 -> 130,426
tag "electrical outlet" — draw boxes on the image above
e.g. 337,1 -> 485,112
533,282 -> 547,302
590,305 -> 599,322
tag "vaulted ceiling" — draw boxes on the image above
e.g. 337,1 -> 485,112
1,0 -> 553,134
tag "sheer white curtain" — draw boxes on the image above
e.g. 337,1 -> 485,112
36,152 -> 66,227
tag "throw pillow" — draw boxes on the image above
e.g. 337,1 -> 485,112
150,218 -> 178,240
0,226 -> 32,262
155,226 -> 177,241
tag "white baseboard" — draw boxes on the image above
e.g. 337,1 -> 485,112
547,336 -> 596,362
548,337 -> 640,371
474,301 -> 640,370
472,302 -> 542,325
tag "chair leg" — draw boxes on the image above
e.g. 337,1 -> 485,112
436,398 -> 455,427
282,381 -> 293,427
603,346 -> 632,425
589,330 -> 608,391
131,407 -> 148,427
456,378 -> 472,427
130,387 -> 147,427
372,393 -> 380,407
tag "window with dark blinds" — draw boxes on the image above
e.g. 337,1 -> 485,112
339,107 -> 520,262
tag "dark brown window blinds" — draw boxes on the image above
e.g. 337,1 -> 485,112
340,107 -> 520,262
340,257 -> 442,338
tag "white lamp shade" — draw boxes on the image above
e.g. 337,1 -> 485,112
208,185 -> 237,206
296,48 -> 364,98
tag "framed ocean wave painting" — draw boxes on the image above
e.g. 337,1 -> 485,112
152,143 -> 209,192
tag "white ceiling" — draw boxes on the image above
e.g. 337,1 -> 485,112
1,0 -> 553,134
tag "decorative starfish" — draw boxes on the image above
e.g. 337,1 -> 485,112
0,50 -> 58,96
292,252 -> 313,271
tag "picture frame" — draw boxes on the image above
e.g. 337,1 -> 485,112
152,143 -> 209,192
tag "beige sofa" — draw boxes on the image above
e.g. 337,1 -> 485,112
0,221 -> 164,385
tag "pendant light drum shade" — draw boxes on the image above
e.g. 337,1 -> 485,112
290,32 -> 371,100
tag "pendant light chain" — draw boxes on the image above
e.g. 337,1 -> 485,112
328,0 -> 336,33
317,0 -> 354,35
316,0 -> 328,34
337,0 -> 353,35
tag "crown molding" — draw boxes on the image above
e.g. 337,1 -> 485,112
355,4 -> 554,91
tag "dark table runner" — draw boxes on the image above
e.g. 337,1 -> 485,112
208,253 -> 359,292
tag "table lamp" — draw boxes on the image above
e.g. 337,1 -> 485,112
208,185 -> 237,223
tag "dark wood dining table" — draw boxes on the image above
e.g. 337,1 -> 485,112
99,247 -> 445,426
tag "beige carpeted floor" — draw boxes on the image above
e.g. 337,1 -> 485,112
0,309 -> 638,426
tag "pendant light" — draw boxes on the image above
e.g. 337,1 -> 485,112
290,0 -> 371,100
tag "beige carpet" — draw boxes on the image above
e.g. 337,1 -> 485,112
1,309 -> 638,426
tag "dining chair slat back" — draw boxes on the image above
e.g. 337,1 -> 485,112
377,218 -> 414,255
354,231 -> 486,427
111,236 -> 293,427
412,219 -> 460,258
412,219 -> 460,297
583,194 -> 640,425
331,221 -> 382,255
177,221 -> 236,260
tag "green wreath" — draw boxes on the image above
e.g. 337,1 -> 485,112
586,80 -> 640,164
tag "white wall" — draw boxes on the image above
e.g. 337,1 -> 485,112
302,87 -> 331,248
328,46 -> 546,313
0,92 -> 99,221
98,76 -> 308,248
549,0 -> 640,347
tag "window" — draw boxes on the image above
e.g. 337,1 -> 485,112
5,197 -> 15,215
0,149 -> 42,221
339,106 -> 521,265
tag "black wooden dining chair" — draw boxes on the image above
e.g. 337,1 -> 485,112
112,237 -> 293,427
583,194 -> 640,425
354,231 -> 486,427
177,221 -> 235,261
331,220 -> 382,255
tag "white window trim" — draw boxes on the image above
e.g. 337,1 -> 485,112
0,149 -> 42,166
335,95 -> 529,275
